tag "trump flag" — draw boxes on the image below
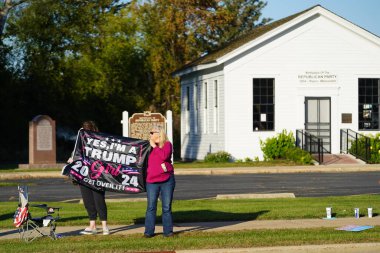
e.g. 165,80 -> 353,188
62,129 -> 150,193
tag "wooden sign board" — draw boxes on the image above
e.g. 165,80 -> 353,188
129,111 -> 166,140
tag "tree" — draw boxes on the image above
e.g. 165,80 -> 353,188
0,0 -> 270,162
1,0 -> 151,162
131,0 -> 269,158
132,0 -> 270,113
0,0 -> 27,37
4,0 -> 149,124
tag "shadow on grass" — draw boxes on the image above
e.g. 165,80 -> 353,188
2,210 -> 270,238
0,228 -> 19,238
132,209 -> 269,235
358,212 -> 378,218
134,209 -> 269,224
0,212 -> 14,222
0,164 -> 18,170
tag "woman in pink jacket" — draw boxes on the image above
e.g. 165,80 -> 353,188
144,126 -> 175,238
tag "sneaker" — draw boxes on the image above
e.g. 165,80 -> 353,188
164,233 -> 174,237
102,227 -> 110,235
143,233 -> 154,238
79,228 -> 97,235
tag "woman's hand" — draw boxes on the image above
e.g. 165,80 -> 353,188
67,157 -> 73,164
150,139 -> 157,148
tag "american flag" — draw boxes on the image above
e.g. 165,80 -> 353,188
13,206 -> 29,228
121,167 -> 140,175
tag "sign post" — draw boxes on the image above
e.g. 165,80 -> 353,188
121,111 -> 129,137
123,110 -> 173,160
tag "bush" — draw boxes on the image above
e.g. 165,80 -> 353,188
260,130 -> 295,160
234,157 -> 255,163
244,157 -> 253,163
284,147 -> 313,165
204,151 -> 232,163
349,133 -> 380,163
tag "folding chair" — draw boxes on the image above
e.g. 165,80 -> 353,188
13,186 -> 61,242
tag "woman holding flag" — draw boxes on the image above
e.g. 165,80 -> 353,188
144,126 -> 175,238
67,121 -> 109,235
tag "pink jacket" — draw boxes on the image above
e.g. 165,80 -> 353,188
146,141 -> 174,183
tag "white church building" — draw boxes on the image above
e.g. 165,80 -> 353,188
174,5 -> 380,161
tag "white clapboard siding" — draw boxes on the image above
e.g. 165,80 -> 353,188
178,6 -> 380,160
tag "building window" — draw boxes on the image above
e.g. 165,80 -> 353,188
203,82 -> 208,133
186,86 -> 190,111
194,83 -> 199,134
214,80 -> 218,108
185,86 -> 190,133
213,80 -> 218,133
359,78 -> 380,130
253,78 -> 275,131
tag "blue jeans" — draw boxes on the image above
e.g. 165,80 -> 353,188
144,175 -> 175,236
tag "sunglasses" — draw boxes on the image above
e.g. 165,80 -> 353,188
150,131 -> 159,135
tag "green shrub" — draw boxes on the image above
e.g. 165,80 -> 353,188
234,157 -> 254,163
349,133 -> 380,163
284,147 -> 313,165
204,151 -> 232,163
244,157 -> 253,163
260,130 -> 295,160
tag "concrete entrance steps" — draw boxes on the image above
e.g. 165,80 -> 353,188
322,154 -> 365,165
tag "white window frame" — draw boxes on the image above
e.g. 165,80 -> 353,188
203,81 -> 208,134
194,82 -> 199,134
213,79 -> 219,133
185,86 -> 190,134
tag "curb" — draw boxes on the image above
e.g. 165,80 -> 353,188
176,243 -> 380,253
175,164 -> 380,175
1,164 -> 380,180
216,193 -> 296,199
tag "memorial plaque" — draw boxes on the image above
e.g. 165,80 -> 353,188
342,113 -> 352,124
36,119 -> 53,150
129,111 -> 166,140
29,115 -> 56,164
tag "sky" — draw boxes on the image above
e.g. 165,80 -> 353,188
261,0 -> 380,37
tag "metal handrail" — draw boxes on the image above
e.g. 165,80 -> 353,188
296,129 -> 324,164
340,129 -> 372,163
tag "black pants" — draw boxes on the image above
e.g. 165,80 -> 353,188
79,185 -> 107,221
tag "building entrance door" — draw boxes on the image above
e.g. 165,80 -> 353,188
305,97 -> 331,152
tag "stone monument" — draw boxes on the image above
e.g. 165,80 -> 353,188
28,115 -> 56,165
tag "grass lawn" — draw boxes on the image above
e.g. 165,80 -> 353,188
1,228 -> 380,252
0,182 -> 22,187
2,195 -> 380,251
1,195 -> 379,229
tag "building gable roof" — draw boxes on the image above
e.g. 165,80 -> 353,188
174,5 -> 380,77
